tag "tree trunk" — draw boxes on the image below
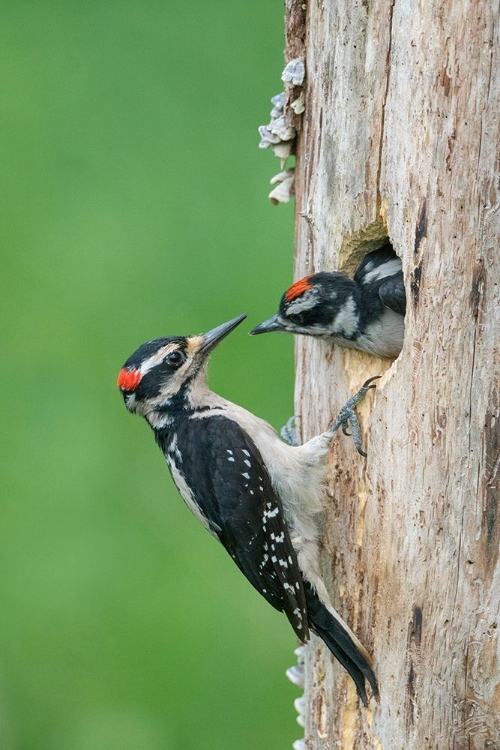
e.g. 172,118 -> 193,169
287,1 -> 500,747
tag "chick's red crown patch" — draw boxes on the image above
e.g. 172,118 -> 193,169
285,276 -> 313,302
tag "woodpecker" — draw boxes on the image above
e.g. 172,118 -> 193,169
251,244 -> 406,358
117,314 -> 378,704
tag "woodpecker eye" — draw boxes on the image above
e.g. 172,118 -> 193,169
287,312 -> 307,326
166,350 -> 185,367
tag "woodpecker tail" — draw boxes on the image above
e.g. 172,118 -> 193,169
303,581 -> 379,705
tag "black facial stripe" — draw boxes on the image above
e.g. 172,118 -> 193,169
123,336 -> 186,370
280,281 -> 358,328
134,355 -> 189,401
121,337 -> 191,404
286,309 -> 316,326
279,272 -> 348,316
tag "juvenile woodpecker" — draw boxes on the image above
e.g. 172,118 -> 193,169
251,244 -> 406,358
117,315 -> 378,703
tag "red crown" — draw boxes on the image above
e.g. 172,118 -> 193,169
117,368 -> 142,392
285,275 -> 313,302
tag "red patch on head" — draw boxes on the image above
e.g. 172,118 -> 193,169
117,368 -> 142,392
285,275 -> 313,302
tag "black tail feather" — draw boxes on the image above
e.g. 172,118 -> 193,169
303,582 -> 379,705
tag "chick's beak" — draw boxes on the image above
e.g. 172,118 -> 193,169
198,314 -> 247,355
249,315 -> 283,335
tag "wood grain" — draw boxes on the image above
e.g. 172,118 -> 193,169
289,0 -> 500,746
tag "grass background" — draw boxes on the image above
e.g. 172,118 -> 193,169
1,2 -> 299,748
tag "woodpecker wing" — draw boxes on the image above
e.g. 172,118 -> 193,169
378,276 -> 406,315
355,244 -> 406,316
161,414 -> 309,640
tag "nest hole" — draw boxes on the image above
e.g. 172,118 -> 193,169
338,222 -> 396,274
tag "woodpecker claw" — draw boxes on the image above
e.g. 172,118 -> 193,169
328,376 -> 380,455
281,415 -> 299,446
363,375 -> 381,389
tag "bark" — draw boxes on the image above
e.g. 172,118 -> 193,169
288,1 -> 500,747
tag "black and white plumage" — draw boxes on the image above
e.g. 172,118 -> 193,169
250,244 -> 406,358
160,414 -> 308,637
117,315 -> 378,703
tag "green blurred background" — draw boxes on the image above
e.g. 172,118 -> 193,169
1,2 -> 298,749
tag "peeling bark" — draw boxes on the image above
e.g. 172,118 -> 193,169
288,0 -> 500,747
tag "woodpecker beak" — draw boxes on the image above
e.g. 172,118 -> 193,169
199,314 -> 247,355
249,315 -> 283,335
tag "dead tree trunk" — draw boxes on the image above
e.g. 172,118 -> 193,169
287,1 -> 500,747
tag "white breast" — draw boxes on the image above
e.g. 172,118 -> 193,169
358,308 -> 405,358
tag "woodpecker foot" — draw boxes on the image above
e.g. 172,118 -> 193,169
281,415 -> 299,446
327,376 -> 380,456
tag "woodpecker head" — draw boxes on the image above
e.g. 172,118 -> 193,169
250,272 -> 359,338
117,314 -> 247,420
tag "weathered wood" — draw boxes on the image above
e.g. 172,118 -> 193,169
289,0 -> 500,747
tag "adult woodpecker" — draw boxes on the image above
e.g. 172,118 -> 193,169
117,314 -> 378,704
251,244 -> 406,358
